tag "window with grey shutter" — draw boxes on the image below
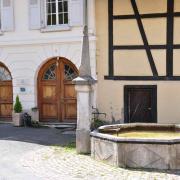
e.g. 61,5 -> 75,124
29,0 -> 41,29
69,0 -> 84,26
30,0 -> 84,32
1,0 -> 14,31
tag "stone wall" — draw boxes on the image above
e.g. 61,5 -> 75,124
91,136 -> 180,170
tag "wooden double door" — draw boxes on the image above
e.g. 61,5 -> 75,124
124,85 -> 157,123
38,58 -> 78,123
0,81 -> 13,120
0,63 -> 13,121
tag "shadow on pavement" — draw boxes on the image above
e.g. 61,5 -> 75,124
0,123 -> 75,146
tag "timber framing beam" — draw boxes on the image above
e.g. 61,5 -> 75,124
107,0 -> 180,81
108,0 -> 113,76
166,0 -> 174,76
104,76 -> 180,81
130,0 -> 158,76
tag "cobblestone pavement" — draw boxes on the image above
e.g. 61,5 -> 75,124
0,124 -> 180,180
21,146 -> 180,180
0,123 -> 75,179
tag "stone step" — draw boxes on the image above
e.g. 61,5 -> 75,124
39,122 -> 76,130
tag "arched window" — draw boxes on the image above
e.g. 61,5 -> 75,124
0,65 -> 12,81
64,64 -> 78,80
43,63 -> 56,80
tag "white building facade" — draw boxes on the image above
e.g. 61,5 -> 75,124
0,0 -> 96,123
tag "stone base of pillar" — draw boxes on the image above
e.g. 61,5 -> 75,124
76,129 -> 91,154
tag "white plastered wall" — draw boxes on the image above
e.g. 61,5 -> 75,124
0,38 -> 96,111
0,0 -> 97,112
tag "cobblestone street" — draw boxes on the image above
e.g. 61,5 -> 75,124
0,124 -> 180,180
21,146 -> 180,180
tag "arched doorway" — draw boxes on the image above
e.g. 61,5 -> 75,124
0,62 -> 13,121
38,58 -> 78,123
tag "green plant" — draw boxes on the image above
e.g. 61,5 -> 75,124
51,142 -> 76,153
63,142 -> 76,151
14,95 -> 23,113
31,120 -> 40,128
91,118 -> 105,130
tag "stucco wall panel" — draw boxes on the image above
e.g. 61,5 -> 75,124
113,20 -> 143,45
136,0 -> 167,14
152,50 -> 166,76
173,49 -> 180,76
142,18 -> 166,45
174,0 -> 180,12
113,0 -> 134,15
114,50 -> 152,76
96,79 -> 124,123
174,17 -> 180,44
158,83 -> 180,124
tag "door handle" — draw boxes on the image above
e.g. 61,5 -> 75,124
148,107 -> 152,110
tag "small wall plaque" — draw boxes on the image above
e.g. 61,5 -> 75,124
20,87 -> 26,92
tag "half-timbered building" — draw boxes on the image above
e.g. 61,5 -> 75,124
96,0 -> 180,124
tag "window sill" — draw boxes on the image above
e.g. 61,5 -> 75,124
40,25 -> 71,33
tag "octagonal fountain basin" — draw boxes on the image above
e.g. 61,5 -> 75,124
90,123 -> 180,170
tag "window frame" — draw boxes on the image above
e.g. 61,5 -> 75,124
44,0 -> 69,30
0,64 -> 12,81
0,0 -> 14,33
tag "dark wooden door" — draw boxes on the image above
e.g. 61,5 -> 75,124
38,58 -> 78,123
124,86 -> 157,123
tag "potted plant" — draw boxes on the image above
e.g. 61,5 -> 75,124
12,95 -> 23,126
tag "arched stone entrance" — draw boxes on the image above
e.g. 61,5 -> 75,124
38,58 -> 78,123
0,62 -> 13,121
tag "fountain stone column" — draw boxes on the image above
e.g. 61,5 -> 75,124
73,22 -> 96,154
74,77 -> 95,154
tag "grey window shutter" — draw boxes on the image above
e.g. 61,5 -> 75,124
40,0 -> 45,28
1,0 -> 14,31
29,0 -> 41,29
69,0 -> 84,26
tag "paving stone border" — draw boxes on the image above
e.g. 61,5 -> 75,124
21,146 -> 180,180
